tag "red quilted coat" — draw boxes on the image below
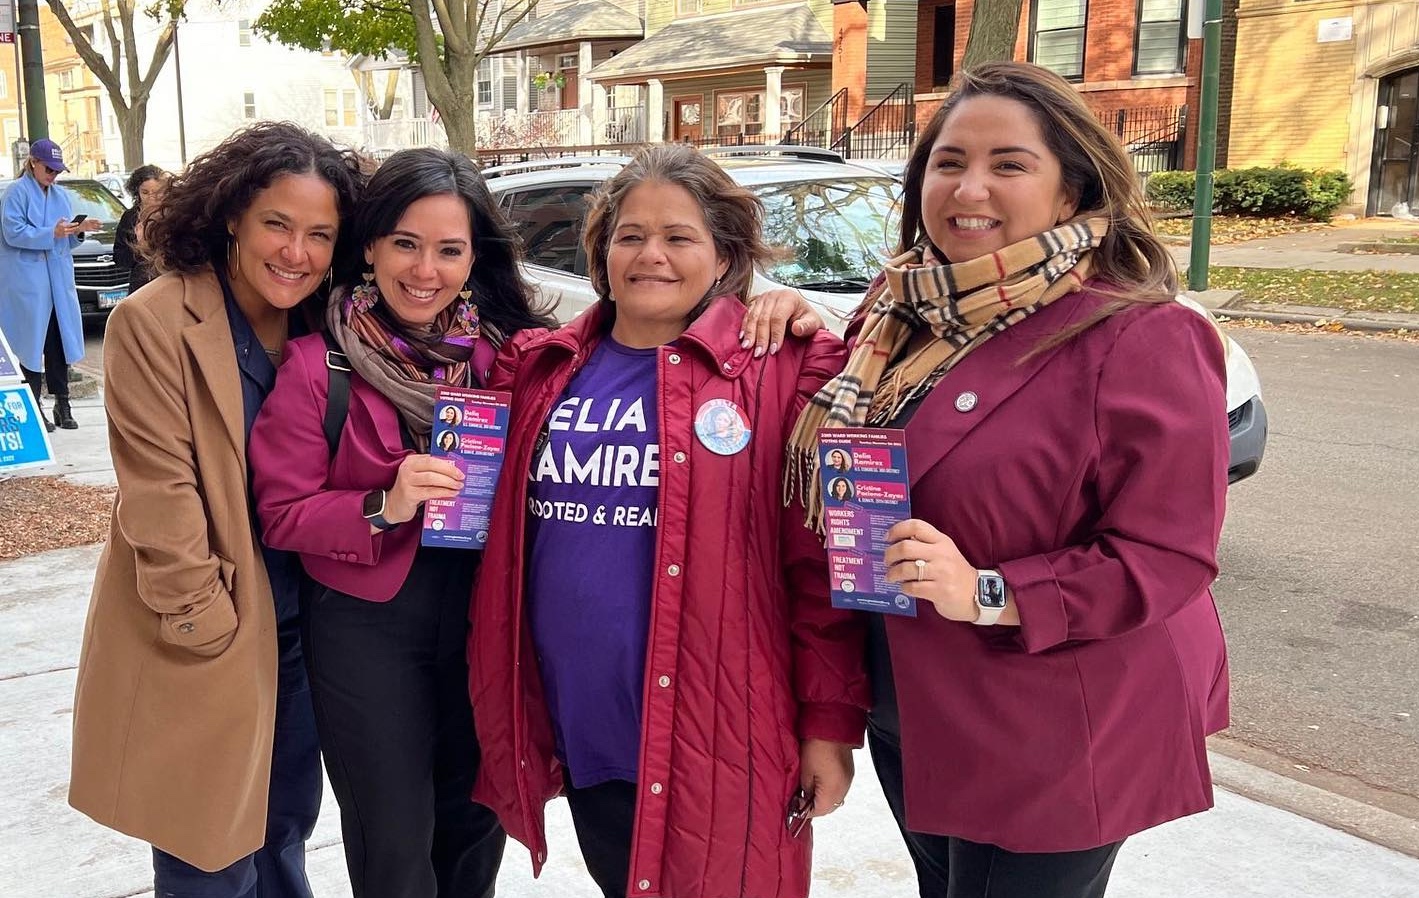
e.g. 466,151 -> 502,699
468,297 -> 869,898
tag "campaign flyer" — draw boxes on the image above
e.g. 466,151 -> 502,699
817,427 -> 915,617
0,385 -> 56,473
422,386 -> 512,549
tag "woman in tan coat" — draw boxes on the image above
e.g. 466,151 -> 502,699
68,123 -> 364,897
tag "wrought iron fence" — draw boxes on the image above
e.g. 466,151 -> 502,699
783,88 -> 848,150
1096,104 -> 1188,174
831,82 -> 915,160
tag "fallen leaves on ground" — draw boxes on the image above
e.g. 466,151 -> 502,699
1152,215 -> 1333,244
1208,268 -> 1419,314
0,476 -> 114,561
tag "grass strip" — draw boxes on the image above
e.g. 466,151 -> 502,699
1206,267 -> 1419,315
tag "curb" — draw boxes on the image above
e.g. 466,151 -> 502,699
1208,736 -> 1419,859
1214,305 -> 1418,333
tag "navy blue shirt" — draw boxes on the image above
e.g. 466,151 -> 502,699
223,287 -> 304,637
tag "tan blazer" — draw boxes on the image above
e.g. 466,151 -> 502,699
69,269 -> 279,872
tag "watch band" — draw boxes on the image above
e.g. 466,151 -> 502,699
973,568 -> 1007,626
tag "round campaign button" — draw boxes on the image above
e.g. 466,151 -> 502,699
694,398 -> 751,456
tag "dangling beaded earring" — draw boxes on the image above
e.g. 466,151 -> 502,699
350,270 -> 379,313
455,284 -> 480,337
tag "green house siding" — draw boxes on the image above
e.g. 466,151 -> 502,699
648,0 -> 833,38
865,0 -> 919,99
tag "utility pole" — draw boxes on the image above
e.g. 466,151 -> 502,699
16,0 -> 46,140
1187,0 -> 1222,292
173,18 -> 186,163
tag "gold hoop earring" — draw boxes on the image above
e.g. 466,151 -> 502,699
324,268 -> 334,290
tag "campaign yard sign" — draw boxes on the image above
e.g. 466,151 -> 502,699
0,384 -> 56,472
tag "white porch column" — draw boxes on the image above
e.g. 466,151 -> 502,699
647,78 -> 665,143
764,65 -> 785,141
578,40 -> 594,145
516,51 -> 529,115
592,81 -> 609,145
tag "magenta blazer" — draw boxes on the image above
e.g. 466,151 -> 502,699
883,284 -> 1230,852
249,332 -> 495,602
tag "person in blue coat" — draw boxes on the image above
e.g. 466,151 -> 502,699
0,139 -> 101,430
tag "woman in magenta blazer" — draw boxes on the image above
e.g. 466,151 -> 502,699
248,149 -> 557,898
786,61 -> 1230,898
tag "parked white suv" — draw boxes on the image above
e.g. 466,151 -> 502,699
485,147 -> 1264,483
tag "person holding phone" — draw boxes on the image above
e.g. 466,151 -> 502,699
0,139 -> 101,430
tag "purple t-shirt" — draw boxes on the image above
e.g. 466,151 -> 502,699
526,336 -> 660,787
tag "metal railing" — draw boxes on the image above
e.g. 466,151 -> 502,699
363,117 -> 448,154
782,88 -> 848,150
605,105 -> 647,144
831,82 -> 915,160
1096,104 -> 1188,174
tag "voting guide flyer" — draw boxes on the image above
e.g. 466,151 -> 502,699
817,427 -> 916,616
422,386 -> 512,549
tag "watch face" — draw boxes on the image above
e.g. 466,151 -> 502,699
362,490 -> 383,519
978,574 -> 1007,608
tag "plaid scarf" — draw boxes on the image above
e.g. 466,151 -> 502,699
323,285 -> 481,452
784,216 -> 1109,531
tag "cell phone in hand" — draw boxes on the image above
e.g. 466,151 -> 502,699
785,787 -> 813,838
70,214 -> 88,225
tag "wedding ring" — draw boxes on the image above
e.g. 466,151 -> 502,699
915,559 -> 927,580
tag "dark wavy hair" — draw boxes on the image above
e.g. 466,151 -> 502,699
583,143 -> 773,321
145,122 -> 365,277
124,164 -> 167,203
897,62 -> 1177,329
342,148 -> 555,347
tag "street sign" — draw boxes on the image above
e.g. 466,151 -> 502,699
0,0 -> 14,43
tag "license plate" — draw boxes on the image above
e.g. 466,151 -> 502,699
98,288 -> 128,309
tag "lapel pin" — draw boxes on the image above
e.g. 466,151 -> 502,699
954,391 -> 978,413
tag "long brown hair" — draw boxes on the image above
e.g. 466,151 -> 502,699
897,61 -> 1177,333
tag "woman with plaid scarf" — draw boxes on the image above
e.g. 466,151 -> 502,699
785,61 -> 1231,898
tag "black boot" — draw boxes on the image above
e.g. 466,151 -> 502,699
40,408 -> 56,433
53,397 -> 78,430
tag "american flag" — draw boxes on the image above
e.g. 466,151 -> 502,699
429,104 -> 441,125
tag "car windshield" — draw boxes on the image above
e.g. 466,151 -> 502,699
63,181 -> 127,223
754,177 -> 901,292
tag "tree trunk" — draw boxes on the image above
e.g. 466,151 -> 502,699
117,101 -> 147,168
961,0 -> 1025,70
438,48 -> 480,155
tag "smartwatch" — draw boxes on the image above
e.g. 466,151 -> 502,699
973,569 -> 1008,626
362,489 -> 397,532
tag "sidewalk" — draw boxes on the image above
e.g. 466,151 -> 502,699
4,387 -> 1419,897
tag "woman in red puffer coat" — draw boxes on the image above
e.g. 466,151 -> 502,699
469,144 -> 869,898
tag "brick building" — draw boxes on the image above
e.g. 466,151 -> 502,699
1228,0 -> 1412,215
913,0 -> 1202,170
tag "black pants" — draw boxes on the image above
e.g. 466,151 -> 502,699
151,574 -> 322,897
563,776 -> 636,898
868,727 -> 1122,898
20,309 -> 69,401
301,546 -> 506,898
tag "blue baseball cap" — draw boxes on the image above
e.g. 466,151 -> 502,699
29,138 -> 68,173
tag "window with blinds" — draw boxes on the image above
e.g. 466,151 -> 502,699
1134,0 -> 1185,75
1031,0 -> 1087,81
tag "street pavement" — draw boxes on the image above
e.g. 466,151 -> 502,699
4,375 -> 1419,896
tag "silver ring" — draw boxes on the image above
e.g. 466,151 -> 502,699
914,559 -> 927,580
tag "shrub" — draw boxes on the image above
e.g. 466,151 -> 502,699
1146,171 -> 1195,211
1144,164 -> 1352,219
1303,169 -> 1354,221
1214,166 -> 1310,216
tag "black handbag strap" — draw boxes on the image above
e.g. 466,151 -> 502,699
321,330 -> 352,457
